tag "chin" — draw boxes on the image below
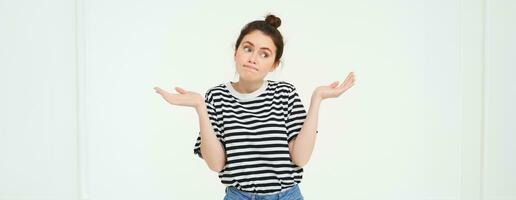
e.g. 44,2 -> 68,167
238,74 -> 261,82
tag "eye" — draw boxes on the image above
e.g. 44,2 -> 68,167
243,46 -> 252,53
260,52 -> 269,58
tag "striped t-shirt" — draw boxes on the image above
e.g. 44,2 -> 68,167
193,80 -> 314,194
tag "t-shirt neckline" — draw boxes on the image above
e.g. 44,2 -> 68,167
225,80 -> 269,101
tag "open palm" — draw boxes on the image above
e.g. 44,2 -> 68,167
314,72 -> 356,100
153,86 -> 203,108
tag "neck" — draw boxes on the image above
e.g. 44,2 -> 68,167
233,79 -> 264,94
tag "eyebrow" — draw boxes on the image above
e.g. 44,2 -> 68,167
242,41 -> 273,54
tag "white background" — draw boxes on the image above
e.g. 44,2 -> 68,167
1,0 -> 515,199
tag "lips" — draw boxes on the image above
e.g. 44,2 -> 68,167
243,65 -> 258,72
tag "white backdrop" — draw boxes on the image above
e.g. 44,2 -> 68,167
1,0 -> 515,200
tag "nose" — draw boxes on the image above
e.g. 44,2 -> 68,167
247,52 -> 257,64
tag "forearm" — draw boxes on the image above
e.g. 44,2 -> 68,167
196,103 -> 226,172
290,95 -> 321,167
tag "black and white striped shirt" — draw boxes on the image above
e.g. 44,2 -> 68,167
193,80 -> 315,194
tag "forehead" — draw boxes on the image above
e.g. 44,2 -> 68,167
241,31 -> 276,52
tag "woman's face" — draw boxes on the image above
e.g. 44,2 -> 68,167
234,30 -> 278,82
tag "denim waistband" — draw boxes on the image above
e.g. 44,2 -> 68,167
224,184 -> 301,199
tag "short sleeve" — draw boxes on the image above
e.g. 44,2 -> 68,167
193,90 -> 224,159
286,86 -> 317,143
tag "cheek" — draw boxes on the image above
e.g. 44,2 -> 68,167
233,54 -> 242,64
262,58 -> 275,69
235,52 -> 247,63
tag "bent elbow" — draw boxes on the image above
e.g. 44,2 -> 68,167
295,162 -> 307,168
208,164 -> 224,173
206,158 -> 225,173
292,158 -> 309,168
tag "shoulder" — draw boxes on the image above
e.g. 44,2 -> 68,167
269,80 -> 297,93
204,83 -> 228,101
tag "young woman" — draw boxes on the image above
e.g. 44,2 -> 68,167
154,14 -> 355,200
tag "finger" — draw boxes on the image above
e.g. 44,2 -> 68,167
342,78 -> 355,89
154,87 -> 165,94
329,81 -> 339,88
344,72 -> 353,83
342,79 -> 356,91
341,72 -> 355,87
175,87 -> 187,94
338,74 -> 352,88
337,78 -> 356,93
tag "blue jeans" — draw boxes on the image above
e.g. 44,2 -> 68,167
223,184 -> 304,200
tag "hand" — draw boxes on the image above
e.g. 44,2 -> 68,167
153,86 -> 204,109
313,72 -> 356,101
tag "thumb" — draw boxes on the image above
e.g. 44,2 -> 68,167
329,81 -> 339,88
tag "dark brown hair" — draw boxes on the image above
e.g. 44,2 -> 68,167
234,14 -> 284,64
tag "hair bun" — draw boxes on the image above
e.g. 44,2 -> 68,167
265,14 -> 281,29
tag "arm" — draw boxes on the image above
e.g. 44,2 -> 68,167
289,72 -> 356,167
153,86 -> 226,173
289,95 -> 321,168
196,103 -> 226,172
